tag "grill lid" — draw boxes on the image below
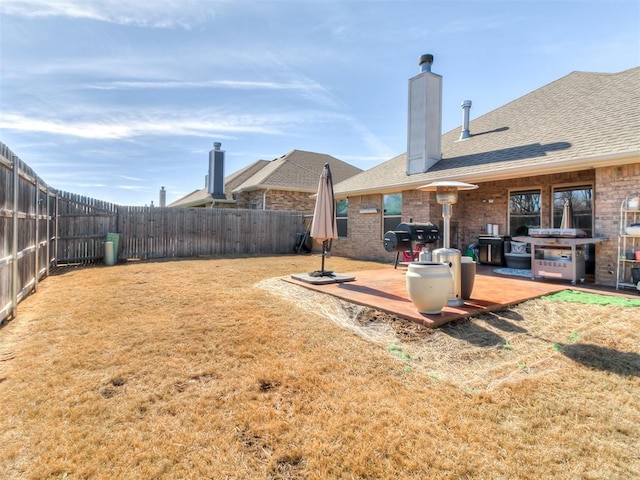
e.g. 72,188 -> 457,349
383,230 -> 412,252
396,222 -> 440,243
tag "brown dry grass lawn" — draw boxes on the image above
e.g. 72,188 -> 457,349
0,255 -> 638,479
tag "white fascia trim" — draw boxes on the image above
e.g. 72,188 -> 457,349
335,151 -> 639,198
234,185 -> 316,194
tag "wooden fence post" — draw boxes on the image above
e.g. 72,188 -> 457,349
11,155 -> 19,318
54,192 -> 59,267
34,176 -> 40,291
46,186 -> 51,276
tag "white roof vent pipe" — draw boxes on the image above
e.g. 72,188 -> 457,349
459,100 -> 472,140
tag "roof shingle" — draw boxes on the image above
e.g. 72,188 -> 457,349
233,149 -> 362,193
334,67 -> 640,196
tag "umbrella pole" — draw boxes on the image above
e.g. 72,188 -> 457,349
307,240 -> 333,277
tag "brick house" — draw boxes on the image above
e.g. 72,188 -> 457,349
332,64 -> 640,288
169,149 -> 362,213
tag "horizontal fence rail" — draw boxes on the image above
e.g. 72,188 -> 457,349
1,141 -> 306,323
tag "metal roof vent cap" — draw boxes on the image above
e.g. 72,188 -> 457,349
419,53 -> 434,73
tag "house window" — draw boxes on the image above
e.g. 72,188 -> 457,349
509,189 -> 541,236
553,184 -> 595,274
383,193 -> 402,235
251,203 -> 258,210
336,199 -> 348,238
553,185 -> 593,236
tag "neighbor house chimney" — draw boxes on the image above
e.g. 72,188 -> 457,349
207,142 -> 226,199
159,186 -> 166,207
459,100 -> 472,140
406,53 -> 442,175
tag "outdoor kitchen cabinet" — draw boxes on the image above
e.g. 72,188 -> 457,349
514,235 -> 609,285
531,244 -> 586,284
477,235 -> 510,266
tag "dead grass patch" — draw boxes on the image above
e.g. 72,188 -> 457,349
1,255 -> 638,479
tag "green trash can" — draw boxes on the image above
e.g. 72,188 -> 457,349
106,233 -> 120,262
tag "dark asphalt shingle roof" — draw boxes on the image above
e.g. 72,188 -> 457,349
232,149 -> 363,193
169,150 -> 362,207
334,67 -> 640,196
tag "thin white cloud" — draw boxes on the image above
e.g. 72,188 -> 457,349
263,52 -> 348,110
116,185 -> 151,191
347,118 -> 397,161
84,79 -> 324,91
40,178 -> 109,188
0,112 -> 281,140
115,174 -> 145,182
0,0 -> 218,29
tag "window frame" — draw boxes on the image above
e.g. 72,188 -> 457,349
551,183 -> 593,236
382,193 -> 402,237
508,188 -> 542,236
336,198 -> 348,239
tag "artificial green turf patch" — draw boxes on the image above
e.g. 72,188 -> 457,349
545,290 -> 640,307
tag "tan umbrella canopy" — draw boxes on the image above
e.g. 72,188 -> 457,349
560,199 -> 574,229
309,163 -> 338,277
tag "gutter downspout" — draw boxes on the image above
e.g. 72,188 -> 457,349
263,188 -> 269,210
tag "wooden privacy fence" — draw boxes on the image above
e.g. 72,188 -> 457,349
0,141 -> 304,323
55,201 -> 304,263
56,193 -> 118,264
117,207 -> 303,259
1,143 -> 55,323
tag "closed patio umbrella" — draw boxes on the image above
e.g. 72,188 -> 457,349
560,199 -> 574,229
309,163 -> 338,277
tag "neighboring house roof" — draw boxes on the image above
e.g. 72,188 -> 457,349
168,159 -> 270,207
232,149 -> 363,193
225,159 -> 271,193
168,151 -> 362,207
334,67 -> 640,197
167,188 -> 212,208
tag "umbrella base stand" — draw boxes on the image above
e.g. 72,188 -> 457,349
291,271 -> 355,285
308,270 -> 334,277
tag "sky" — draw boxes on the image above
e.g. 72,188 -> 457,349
1,1 -> 639,206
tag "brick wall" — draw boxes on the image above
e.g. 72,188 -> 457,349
332,194 -> 384,259
223,164 -> 639,285
267,189 -> 315,213
594,162 -> 640,286
235,189 -> 315,213
235,190 -> 262,210
333,165 -> 640,285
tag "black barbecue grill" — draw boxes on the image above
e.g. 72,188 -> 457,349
384,222 -> 440,268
